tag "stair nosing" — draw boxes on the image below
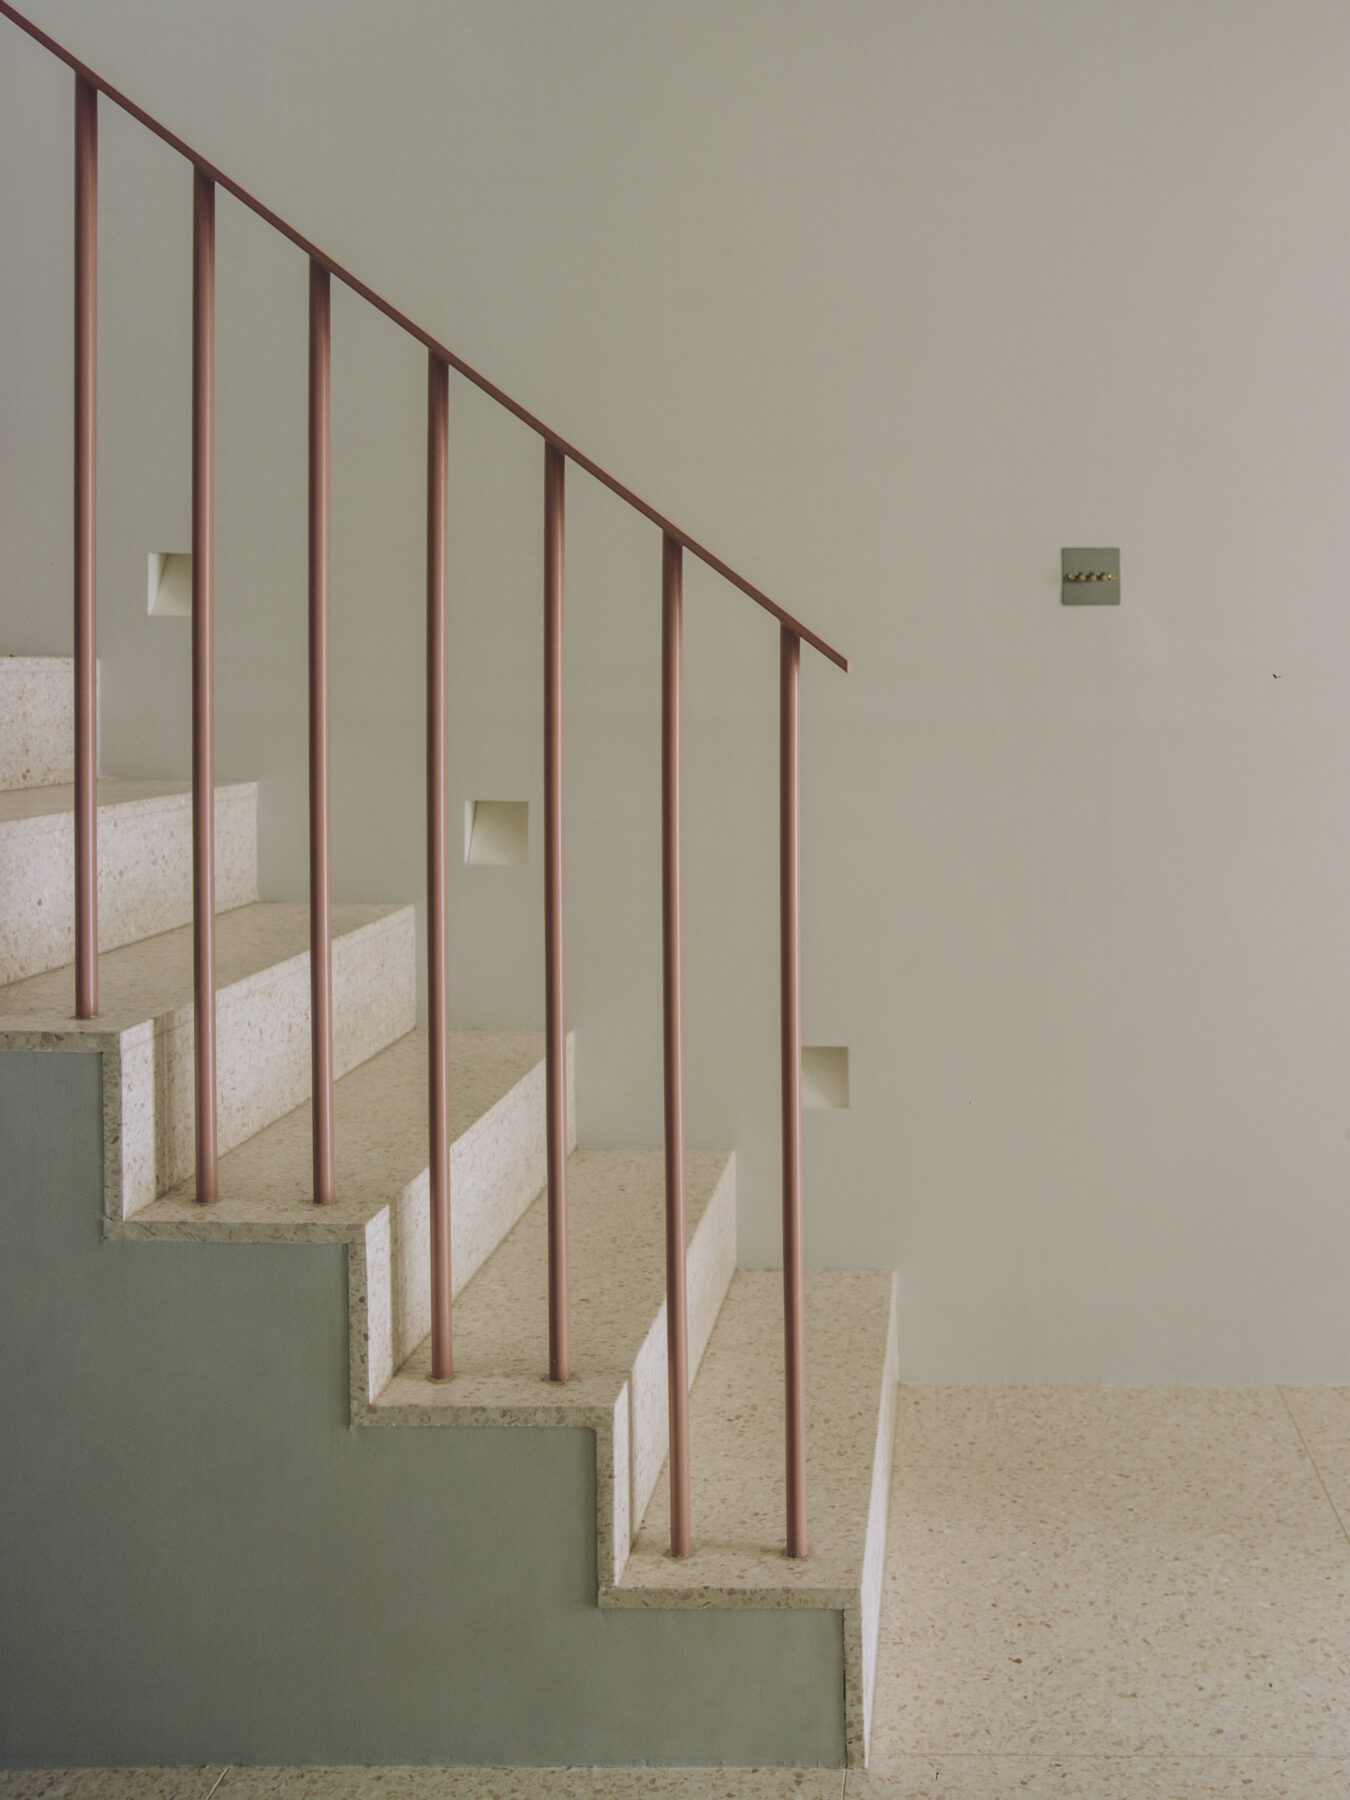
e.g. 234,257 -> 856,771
0,777 -> 257,835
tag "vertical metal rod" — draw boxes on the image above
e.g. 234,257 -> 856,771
662,532 -> 692,1557
73,74 -> 98,1019
780,626 -> 807,1557
308,261 -> 335,1205
544,443 -> 570,1382
426,353 -> 453,1381
192,168 -> 218,1204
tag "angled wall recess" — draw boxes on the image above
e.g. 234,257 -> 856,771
802,1045 -> 850,1110
464,800 -> 529,865
147,551 -> 192,617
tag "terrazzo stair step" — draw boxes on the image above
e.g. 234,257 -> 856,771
371,1144 -> 738,1587
0,777 -> 258,984
0,655 -> 75,788
117,1027 -> 577,1412
614,1266 -> 901,1769
0,900 -> 415,1218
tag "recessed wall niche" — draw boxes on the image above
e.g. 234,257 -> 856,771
147,551 -> 191,617
464,800 -> 528,866
801,1046 -> 849,1110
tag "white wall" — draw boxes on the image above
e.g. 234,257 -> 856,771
5,0 -> 1350,1383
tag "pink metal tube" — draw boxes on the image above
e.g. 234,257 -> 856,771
780,627 -> 807,1557
308,260 -> 335,1205
73,73 -> 98,1019
544,443 -> 570,1382
662,533 -> 692,1557
0,3 -> 847,677
192,168 -> 218,1204
426,353 -> 453,1381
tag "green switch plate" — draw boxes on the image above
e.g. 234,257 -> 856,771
1062,546 -> 1120,604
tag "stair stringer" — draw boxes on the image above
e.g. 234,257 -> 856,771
1,1046 -> 848,1769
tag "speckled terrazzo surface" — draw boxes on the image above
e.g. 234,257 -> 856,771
372,1147 -> 735,1588
857,1384 -> 1350,1797
0,901 -> 404,1036
619,1271 -> 896,1607
0,657 -> 73,787
0,779 -> 203,828
618,1269 -> 897,1767
0,1775 -> 845,1799
0,901 -> 415,1217
373,1147 -> 731,1410
120,1027 -> 548,1236
0,779 -> 257,982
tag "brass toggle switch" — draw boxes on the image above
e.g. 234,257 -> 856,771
1061,547 -> 1120,604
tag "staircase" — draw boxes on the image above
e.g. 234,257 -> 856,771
0,653 -> 899,1770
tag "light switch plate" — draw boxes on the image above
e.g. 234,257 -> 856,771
1061,546 -> 1120,604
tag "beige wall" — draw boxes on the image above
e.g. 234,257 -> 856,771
5,0 -> 1350,1381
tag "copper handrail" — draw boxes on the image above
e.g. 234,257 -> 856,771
7,0 -> 847,1555
72,72 -> 98,1021
308,261 -> 335,1206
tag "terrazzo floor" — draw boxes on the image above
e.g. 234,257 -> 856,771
5,1386 -> 1349,1800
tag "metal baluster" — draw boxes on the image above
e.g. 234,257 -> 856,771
426,353 -> 453,1380
544,443 -> 570,1381
780,626 -> 806,1556
73,72 -> 98,1020
191,167 -> 217,1203
662,533 -> 692,1556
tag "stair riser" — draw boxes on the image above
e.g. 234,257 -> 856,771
858,1271 -> 901,1766
0,785 -> 258,985
626,1156 -> 737,1567
354,1036 -> 576,1408
0,657 -> 74,789
110,908 -> 416,1218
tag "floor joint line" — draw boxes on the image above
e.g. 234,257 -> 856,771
1276,1385 -> 1350,1551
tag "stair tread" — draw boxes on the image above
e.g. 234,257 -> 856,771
0,899 -> 406,1036
119,1027 -> 550,1235
0,776 -> 254,829
372,1144 -> 732,1418
617,1266 -> 896,1605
